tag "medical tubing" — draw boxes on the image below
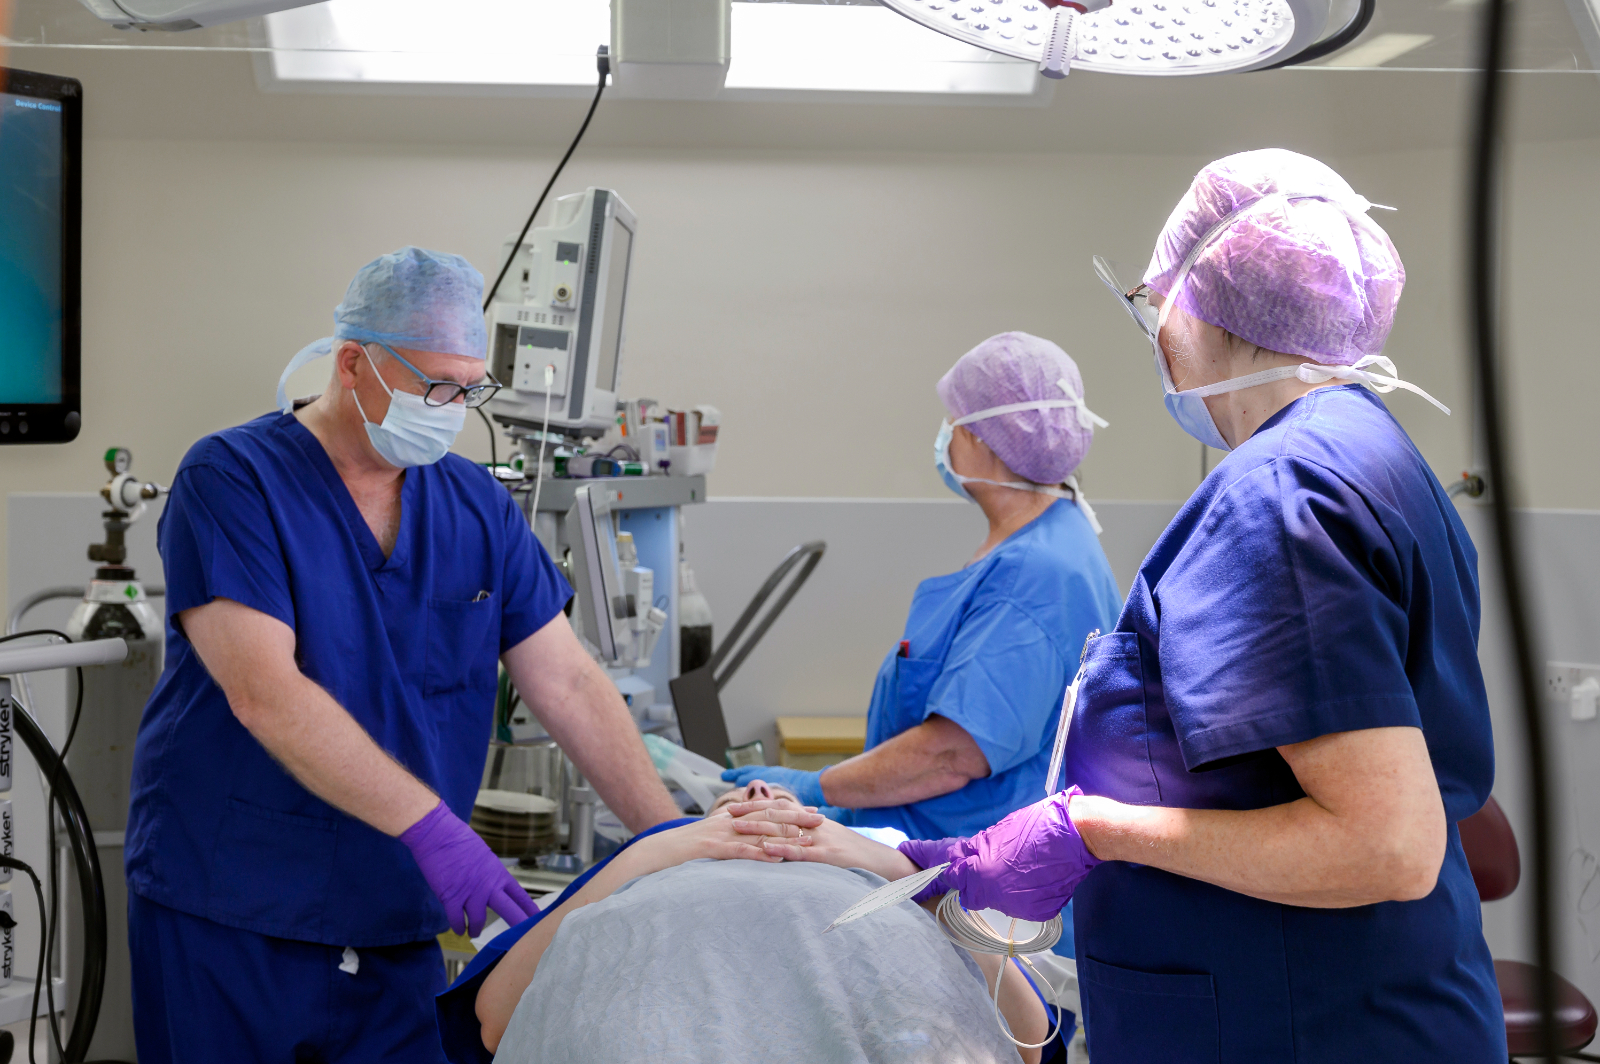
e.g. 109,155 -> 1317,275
0,854 -> 57,1064
7,588 -> 85,637
1263,0 -> 1375,68
477,407 -> 497,471
8,692 -> 108,1062
481,47 -> 610,312
934,892 -> 1066,1051
1468,0 -> 1558,1058
530,371 -> 554,518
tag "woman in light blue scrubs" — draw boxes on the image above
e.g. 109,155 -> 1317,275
725,332 -> 1121,846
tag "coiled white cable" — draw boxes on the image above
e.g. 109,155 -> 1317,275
529,363 -> 555,518
934,891 -> 1068,1051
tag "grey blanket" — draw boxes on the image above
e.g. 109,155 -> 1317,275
494,859 -> 1021,1063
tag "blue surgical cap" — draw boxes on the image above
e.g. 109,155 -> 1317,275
277,246 -> 488,413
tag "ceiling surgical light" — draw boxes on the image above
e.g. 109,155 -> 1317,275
874,0 -> 1339,77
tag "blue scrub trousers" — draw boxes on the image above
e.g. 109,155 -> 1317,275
130,893 -> 448,1064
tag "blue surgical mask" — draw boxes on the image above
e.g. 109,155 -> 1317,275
1154,339 -> 1234,452
352,346 -> 466,468
933,419 -> 974,501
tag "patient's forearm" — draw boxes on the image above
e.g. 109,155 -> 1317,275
965,949 -> 1047,1064
921,897 -> 1045,1064
476,842 -> 666,1051
475,818 -> 776,1052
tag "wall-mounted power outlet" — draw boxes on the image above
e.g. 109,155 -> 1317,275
1547,662 -> 1600,720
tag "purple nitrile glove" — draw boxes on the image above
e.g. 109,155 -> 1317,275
399,800 -> 541,937
897,786 -> 1103,922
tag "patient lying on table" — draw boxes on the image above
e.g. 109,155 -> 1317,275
458,781 -> 1052,1063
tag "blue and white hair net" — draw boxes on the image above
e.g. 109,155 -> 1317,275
277,247 -> 487,413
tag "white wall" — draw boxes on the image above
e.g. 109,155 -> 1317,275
0,133 -> 1596,604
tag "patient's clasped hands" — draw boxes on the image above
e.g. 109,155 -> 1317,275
720,795 -> 924,884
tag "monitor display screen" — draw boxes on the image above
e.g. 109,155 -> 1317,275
0,68 -> 81,442
594,216 -> 633,395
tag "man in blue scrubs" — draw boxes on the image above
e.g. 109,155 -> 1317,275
724,334 -> 1121,844
125,248 -> 681,1063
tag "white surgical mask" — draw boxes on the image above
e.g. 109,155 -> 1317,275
351,346 -> 466,468
275,340 -> 466,468
933,378 -> 1107,535
1152,193 -> 1448,454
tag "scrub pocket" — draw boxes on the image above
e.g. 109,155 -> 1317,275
424,595 -> 498,696
208,797 -> 337,934
1064,632 -> 1162,805
1079,955 -> 1219,1064
895,656 -> 944,727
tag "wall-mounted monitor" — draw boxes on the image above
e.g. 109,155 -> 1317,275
0,67 -> 82,444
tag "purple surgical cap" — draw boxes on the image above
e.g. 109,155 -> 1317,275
332,246 -> 487,359
936,332 -> 1097,485
1144,149 -> 1405,367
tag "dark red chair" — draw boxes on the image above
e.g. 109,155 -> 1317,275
1459,795 -> 1600,1060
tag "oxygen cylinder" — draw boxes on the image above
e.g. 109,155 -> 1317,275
59,447 -> 166,1064
63,575 -> 162,832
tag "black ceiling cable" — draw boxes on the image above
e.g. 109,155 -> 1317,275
482,46 -> 612,313
478,46 -> 611,473
1265,0 -> 1376,68
1467,0 -> 1560,1058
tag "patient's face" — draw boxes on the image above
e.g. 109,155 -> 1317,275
708,780 -> 801,816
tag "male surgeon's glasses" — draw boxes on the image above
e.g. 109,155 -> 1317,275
1093,255 -> 1159,341
379,344 -> 503,408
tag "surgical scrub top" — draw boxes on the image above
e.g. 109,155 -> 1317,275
125,409 -> 571,947
841,498 -> 1121,842
1063,385 -> 1503,1063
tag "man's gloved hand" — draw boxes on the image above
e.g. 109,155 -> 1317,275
897,786 -> 1103,922
399,800 -> 542,936
720,765 -> 826,808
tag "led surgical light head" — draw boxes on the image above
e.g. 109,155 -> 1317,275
877,0 -> 1334,77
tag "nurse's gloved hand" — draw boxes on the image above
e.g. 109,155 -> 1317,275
720,765 -> 826,808
399,800 -> 542,937
898,786 -> 1102,923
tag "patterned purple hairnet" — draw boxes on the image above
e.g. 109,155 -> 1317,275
936,332 -> 1096,485
1143,149 -> 1405,367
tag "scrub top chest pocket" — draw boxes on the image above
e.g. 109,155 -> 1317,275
424,592 -> 499,696
1064,631 -> 1162,806
893,656 -> 945,725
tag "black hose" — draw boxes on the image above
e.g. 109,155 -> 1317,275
477,407 -> 497,471
11,702 -> 107,1062
1265,0 -> 1376,68
1466,0 -> 1558,1058
0,854 -> 52,1064
482,47 -> 612,312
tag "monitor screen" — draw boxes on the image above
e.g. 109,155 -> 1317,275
594,216 -> 632,395
0,68 -> 81,442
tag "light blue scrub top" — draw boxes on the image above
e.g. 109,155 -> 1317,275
840,498 -> 1121,842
